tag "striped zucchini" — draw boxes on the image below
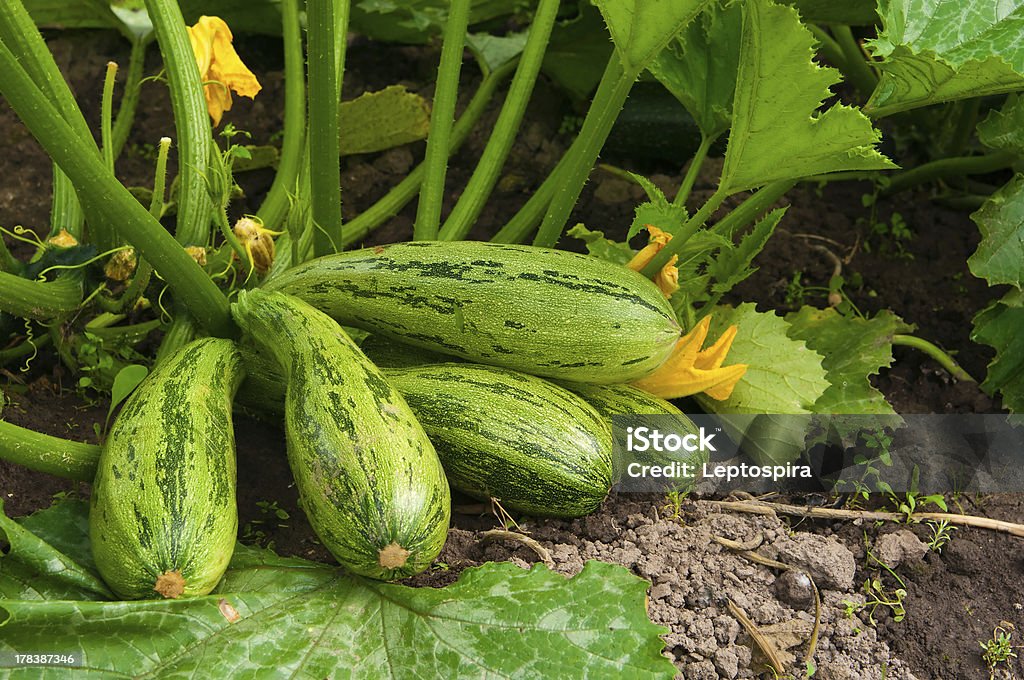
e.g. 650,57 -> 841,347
563,382 -> 705,490
263,241 -> 681,383
383,363 -> 613,517
231,289 -> 450,579
90,338 -> 243,599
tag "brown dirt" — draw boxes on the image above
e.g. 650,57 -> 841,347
2,30 -> 1022,679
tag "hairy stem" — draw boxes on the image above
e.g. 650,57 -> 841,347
892,334 -> 976,383
414,0 -> 472,240
0,271 -> 82,320
674,134 -> 714,207
830,25 -> 878,98
882,151 -> 1017,196
256,0 -> 305,231
438,0 -> 559,241
532,55 -> 635,247
0,419 -> 100,481
307,0 -> 344,256
641,188 -> 728,277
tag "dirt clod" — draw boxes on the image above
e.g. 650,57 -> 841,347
874,530 -> 929,569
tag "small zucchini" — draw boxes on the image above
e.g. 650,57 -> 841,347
231,289 -> 450,579
90,338 -> 243,599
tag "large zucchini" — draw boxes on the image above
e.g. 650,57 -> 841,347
263,241 -> 681,383
90,338 -> 243,599
231,289 -> 450,579
383,363 -> 613,517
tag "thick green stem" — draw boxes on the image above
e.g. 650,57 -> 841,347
881,151 -> 1017,196
892,334 -> 976,383
674,134 -> 714,207
256,0 -> 305,231
0,234 -> 19,274
336,59 -> 517,249
946,98 -> 980,159
112,36 -> 151,158
307,0 -> 344,256
831,25 -> 878,98
438,0 -> 558,242
414,0 -> 472,240
145,0 -> 213,248
641,188 -> 728,277
0,332 -> 51,366
711,180 -> 796,239
0,419 -> 100,481
0,40 -> 233,337
0,2 -> 96,241
0,271 -> 81,320
806,24 -> 844,69
532,56 -> 636,247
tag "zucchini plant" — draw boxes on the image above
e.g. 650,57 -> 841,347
1,0 -> 1023,675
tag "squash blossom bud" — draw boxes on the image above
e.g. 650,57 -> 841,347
233,217 -> 281,275
626,225 -> 679,298
104,248 -> 138,282
185,246 -> 208,267
46,229 -> 78,248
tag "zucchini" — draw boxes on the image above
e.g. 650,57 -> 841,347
90,338 -> 243,599
263,241 -> 681,383
231,289 -> 450,579
383,363 -> 613,518
563,382 -> 705,490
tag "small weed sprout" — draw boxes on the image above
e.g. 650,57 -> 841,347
925,520 -> 955,552
980,624 -> 1019,679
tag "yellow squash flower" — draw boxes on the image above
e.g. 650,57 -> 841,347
631,315 -> 747,401
186,16 -> 262,126
626,225 -> 678,298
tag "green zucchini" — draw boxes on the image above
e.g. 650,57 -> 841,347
90,338 -> 243,599
263,241 -> 681,383
563,382 -> 705,490
383,363 -> 613,518
231,289 -> 450,579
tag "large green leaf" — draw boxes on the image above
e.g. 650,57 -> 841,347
720,0 -> 895,194
541,2 -> 613,101
785,307 -> 909,414
23,0 -> 121,30
648,0 -> 742,140
593,0 -> 712,75
339,86 -> 432,156
0,501 -> 676,678
977,94 -> 1024,152
695,303 -> 829,414
866,0 -> 1024,116
972,289 -> 1024,414
968,174 -> 1024,289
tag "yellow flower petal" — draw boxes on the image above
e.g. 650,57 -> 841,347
186,16 -> 262,126
631,315 -> 747,401
626,225 -> 679,298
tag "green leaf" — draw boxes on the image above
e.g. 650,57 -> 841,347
695,303 -> 830,414
542,2 -> 613,101
972,289 -> 1024,413
566,223 -> 636,265
594,0 -> 713,75
349,0 -> 526,44
978,94 -> 1024,153
785,307 -> 910,414
339,86 -> 432,156
706,207 -> 787,296
968,174 -> 1024,289
106,364 -> 148,426
866,0 -> 1024,116
648,0 -> 742,139
466,30 -> 528,74
0,501 -> 676,678
629,177 -> 689,239
23,0 -> 121,30
720,0 -> 895,194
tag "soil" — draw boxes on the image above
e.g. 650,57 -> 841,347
2,30 -> 1022,680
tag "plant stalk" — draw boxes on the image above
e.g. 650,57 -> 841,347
438,0 -> 559,241
256,0 -> 305,231
0,419 -> 100,481
489,154 -> 566,244
674,133 -> 714,207
101,61 -> 118,173
414,0 -> 472,240
641,188 -> 728,277
144,0 -> 213,248
0,271 -> 82,320
532,55 -> 635,247
830,25 -> 878,98
112,35 -> 151,157
881,151 -> 1017,196
892,334 -> 976,382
